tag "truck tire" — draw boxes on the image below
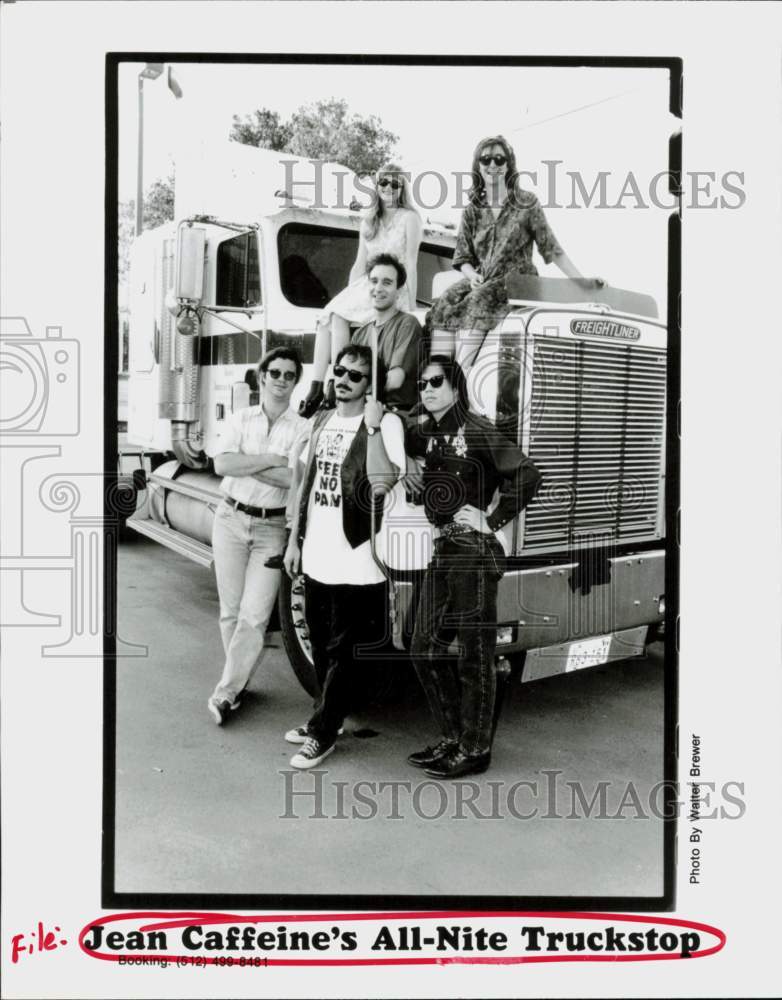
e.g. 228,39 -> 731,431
278,571 -> 320,698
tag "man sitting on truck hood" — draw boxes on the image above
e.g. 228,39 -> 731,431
207,347 -> 309,726
349,253 -> 423,413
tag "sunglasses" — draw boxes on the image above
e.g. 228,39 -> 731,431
377,178 -> 402,190
417,374 -> 447,391
333,364 -> 368,384
266,367 -> 297,382
479,154 -> 507,167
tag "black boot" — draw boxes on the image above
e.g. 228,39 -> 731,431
299,380 -> 324,418
317,378 -> 337,411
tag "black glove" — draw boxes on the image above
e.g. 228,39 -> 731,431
299,380 -> 324,418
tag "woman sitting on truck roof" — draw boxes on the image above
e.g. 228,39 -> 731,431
299,163 -> 422,418
428,135 -> 600,370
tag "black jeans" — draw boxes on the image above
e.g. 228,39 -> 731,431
410,530 -> 506,756
305,577 -> 388,745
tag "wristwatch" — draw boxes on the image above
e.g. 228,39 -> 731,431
366,426 -> 378,436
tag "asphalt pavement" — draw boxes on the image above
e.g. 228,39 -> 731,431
116,532 -> 666,900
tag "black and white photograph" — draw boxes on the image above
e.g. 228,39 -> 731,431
4,1 -> 782,998
112,56 -> 677,904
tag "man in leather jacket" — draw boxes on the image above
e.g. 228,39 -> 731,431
283,344 -> 405,768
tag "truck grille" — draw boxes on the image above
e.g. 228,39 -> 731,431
521,335 -> 666,552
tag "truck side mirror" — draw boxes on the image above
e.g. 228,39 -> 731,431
175,225 -> 206,302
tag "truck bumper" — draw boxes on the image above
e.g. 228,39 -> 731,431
392,549 -> 665,657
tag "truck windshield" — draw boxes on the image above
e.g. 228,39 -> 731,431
278,223 -> 454,308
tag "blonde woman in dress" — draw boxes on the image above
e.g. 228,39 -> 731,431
299,163 -> 422,417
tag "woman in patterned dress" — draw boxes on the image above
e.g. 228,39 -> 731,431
429,135 -> 599,370
298,163 -> 422,417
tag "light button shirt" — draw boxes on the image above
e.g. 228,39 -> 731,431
213,402 -> 309,509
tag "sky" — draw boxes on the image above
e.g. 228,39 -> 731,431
118,61 -> 677,310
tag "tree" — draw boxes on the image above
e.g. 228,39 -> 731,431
230,98 -> 398,177
142,175 -> 175,229
117,173 -> 175,282
230,108 -> 293,151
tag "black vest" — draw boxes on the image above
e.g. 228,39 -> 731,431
297,409 -> 383,550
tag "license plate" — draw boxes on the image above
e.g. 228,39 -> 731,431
565,635 -> 612,672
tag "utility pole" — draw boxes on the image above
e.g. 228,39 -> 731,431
136,63 -> 182,236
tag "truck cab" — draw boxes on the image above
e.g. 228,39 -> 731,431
125,145 -> 666,695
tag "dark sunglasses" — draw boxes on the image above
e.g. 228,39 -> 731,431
266,367 -> 297,382
333,364 -> 368,384
417,374 -> 447,391
479,154 -> 507,167
377,178 -> 402,190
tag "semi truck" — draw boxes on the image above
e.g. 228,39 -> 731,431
125,143 -> 667,697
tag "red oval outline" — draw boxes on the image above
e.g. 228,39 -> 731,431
79,910 -> 726,966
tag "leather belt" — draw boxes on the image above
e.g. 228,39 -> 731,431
437,521 -> 473,539
225,497 -> 286,519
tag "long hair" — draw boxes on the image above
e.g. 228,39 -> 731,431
423,355 -> 470,418
364,162 -> 420,240
468,135 -> 521,207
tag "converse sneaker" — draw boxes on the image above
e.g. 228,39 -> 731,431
290,736 -> 335,769
285,724 -> 344,744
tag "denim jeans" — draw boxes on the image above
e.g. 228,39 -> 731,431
211,501 -> 287,704
305,577 -> 388,745
410,530 -> 506,756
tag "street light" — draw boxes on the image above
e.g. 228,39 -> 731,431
136,63 -> 183,236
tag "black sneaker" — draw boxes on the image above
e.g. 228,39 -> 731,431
407,739 -> 457,769
286,723 -> 344,745
208,696 -> 239,726
290,736 -> 335,769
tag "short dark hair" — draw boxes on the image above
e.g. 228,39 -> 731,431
258,345 -> 303,383
366,252 -> 407,290
335,342 -> 387,399
423,355 -> 470,414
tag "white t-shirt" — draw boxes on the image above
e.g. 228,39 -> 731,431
301,411 -> 405,585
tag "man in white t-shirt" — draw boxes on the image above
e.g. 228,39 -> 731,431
283,343 -> 405,768
207,347 -> 308,725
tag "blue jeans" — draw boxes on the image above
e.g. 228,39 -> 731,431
410,530 -> 506,756
211,501 -> 287,704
